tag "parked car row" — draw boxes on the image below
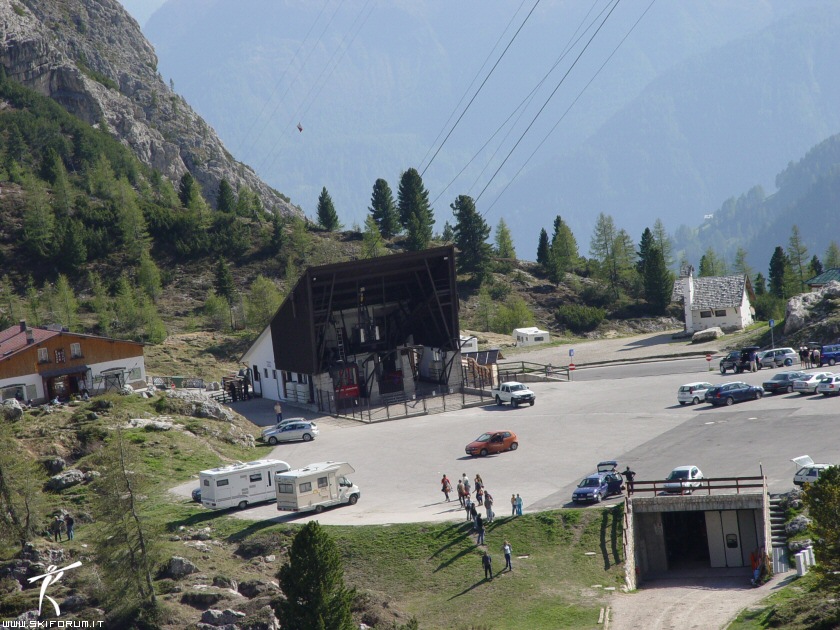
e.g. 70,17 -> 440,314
678,369 -> 840,406
719,346 -> 803,374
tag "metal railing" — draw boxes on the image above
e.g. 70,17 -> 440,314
315,386 -> 488,423
629,476 -> 765,496
496,360 -> 571,382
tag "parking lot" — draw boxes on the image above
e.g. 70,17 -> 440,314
172,356 -> 840,526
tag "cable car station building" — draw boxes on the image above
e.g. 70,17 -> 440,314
242,246 -> 462,412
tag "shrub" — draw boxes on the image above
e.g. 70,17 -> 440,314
556,304 -> 605,333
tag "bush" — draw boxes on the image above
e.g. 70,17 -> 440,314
580,283 -> 612,308
556,304 -> 605,333
754,294 -> 785,321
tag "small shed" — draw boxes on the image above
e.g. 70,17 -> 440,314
513,327 -> 550,347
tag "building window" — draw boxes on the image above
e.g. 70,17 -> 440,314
318,476 -> 328,489
299,374 -> 309,384
252,365 -> 260,381
700,311 -> 712,318
285,371 -> 293,382
272,370 -> 277,379
299,482 -> 312,493
264,368 -> 269,378
55,349 -> 65,363
70,343 -> 82,358
249,473 -> 263,482
129,367 -> 141,381
38,348 -> 49,363
715,309 -> 726,317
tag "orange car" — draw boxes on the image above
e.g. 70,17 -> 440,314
465,431 -> 519,457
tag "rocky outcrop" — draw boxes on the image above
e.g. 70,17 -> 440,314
785,281 -> 840,334
165,556 -> 199,579
0,0 -> 298,216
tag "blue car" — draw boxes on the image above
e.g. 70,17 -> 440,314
704,381 -> 763,406
572,471 -> 624,503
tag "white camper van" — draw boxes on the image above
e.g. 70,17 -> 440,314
200,459 -> 291,510
275,461 -> 360,514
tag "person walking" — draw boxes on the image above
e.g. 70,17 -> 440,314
50,515 -> 64,542
484,491 -> 494,522
464,496 -> 473,521
511,493 -> 517,516
64,513 -> 75,540
457,480 -> 466,507
463,475 -> 471,497
474,474 -> 483,493
470,502 -> 479,530
622,466 -> 636,495
502,540 -> 513,571
482,550 -> 493,580
476,513 -> 485,545
749,350 -> 757,372
475,485 -> 484,506
273,401 -> 283,423
515,494 -> 523,516
441,474 -> 452,502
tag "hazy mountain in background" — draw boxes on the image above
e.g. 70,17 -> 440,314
117,0 -> 165,27
143,0 -> 837,258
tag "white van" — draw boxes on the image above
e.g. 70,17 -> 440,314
275,461 -> 360,514
200,459 -> 291,510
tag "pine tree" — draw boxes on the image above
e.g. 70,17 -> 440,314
753,272 -> 766,296
58,219 -> 88,271
54,275 -> 78,330
216,179 -> 237,213
440,221 -> 454,244
452,195 -> 491,280
787,225 -> 809,293
274,522 -> 355,630
316,187 -> 341,231
643,246 -> 672,314
214,258 -> 235,305
536,228 -> 550,269
549,216 -> 579,284
369,178 -> 399,238
398,168 -> 434,250
636,227 -> 655,274
178,172 -> 202,209
824,242 -> 840,270
652,218 -> 674,268
809,255 -> 823,278
768,246 -> 788,299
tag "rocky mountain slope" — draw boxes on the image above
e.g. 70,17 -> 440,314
0,0 -> 298,215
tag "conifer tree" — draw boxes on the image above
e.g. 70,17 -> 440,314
643,246 -> 672,314
54,274 -> 78,331
452,195 -> 491,280
768,246 -> 788,299
589,213 -> 621,299
178,172 -> 202,209
369,178 -> 399,238
115,177 -> 149,262
137,252 -> 162,301
203,290 -> 229,331
753,272 -> 766,295
699,248 -> 727,277
0,276 -> 20,330
494,218 -> 516,273
824,242 -> 840,270
317,187 -> 342,231
536,228 -> 550,269
787,225 -> 809,293
732,247 -> 752,278
362,215 -> 386,259
138,294 -> 166,343
0,424 -> 45,551
637,228 -> 655,274
398,168 -> 434,251
475,284 -> 495,332
810,255 -> 823,278
274,522 -> 355,630
58,219 -> 88,271
214,258 -> 236,305
25,278 -> 41,328
216,178 -> 237,213
441,220 -> 454,244
114,273 -> 139,333
22,175 -> 55,260
87,154 -> 117,199
652,218 -> 674,268
245,275 -> 282,330
550,216 -> 579,283
88,271 -> 114,336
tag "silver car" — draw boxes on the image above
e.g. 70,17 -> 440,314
792,372 -> 833,394
264,421 -> 319,444
760,348 -> 798,368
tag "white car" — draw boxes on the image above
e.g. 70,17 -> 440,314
760,347 -> 798,368
677,382 -> 714,406
817,375 -> 840,396
792,455 -> 833,486
262,420 -> 319,445
663,465 -> 704,494
792,373 -> 833,395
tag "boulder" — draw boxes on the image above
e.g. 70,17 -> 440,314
788,538 -> 813,552
165,390 -> 234,423
46,469 -> 86,491
212,575 -> 237,591
61,594 -> 88,612
785,514 -> 812,535
785,280 -> 840,334
691,327 -> 723,343
125,418 -> 173,431
1,399 -> 24,421
237,580 -> 277,599
192,528 -> 213,541
119,385 -> 135,396
42,457 -> 67,474
165,556 -> 199,579
83,471 -> 101,483
201,609 -> 246,626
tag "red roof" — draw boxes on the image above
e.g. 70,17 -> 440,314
0,325 -> 59,359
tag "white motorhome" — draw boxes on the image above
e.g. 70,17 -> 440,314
275,461 -> 360,514
200,459 -> 291,510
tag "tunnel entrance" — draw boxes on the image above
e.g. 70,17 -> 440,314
662,510 -> 710,570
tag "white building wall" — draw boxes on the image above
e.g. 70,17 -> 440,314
681,274 -> 695,332
241,327 -> 284,401
89,356 -> 146,390
0,373 -> 43,402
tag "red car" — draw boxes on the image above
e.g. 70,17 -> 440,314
465,431 -> 519,457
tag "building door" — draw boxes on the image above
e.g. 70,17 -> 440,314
662,511 -> 710,570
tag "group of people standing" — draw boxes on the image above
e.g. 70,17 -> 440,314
49,513 -> 75,541
800,346 -> 821,368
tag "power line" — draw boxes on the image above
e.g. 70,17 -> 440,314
475,0 -> 623,205
420,0 -> 542,178
418,0 -> 530,171
483,0 -> 656,218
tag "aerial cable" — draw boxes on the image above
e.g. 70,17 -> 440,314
482,0 -> 655,217
236,0 -> 332,158
261,0 -> 376,177
431,0 -> 605,208
420,0 -> 542,178
466,0 -> 608,196
255,0 -> 347,173
475,0 -> 622,205
418,0 -> 530,171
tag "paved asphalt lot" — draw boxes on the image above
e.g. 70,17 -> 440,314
171,354 -> 840,527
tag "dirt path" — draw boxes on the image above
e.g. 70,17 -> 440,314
609,573 -> 793,629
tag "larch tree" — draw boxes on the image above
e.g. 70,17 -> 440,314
824,241 -> 840,270
245,275 -> 283,330
362,215 -> 386,259
274,521 -> 355,630
699,248 -> 727,277
397,168 -> 434,251
652,218 -> 674,268
494,218 -> 516,271
803,466 -> 840,584
589,213 -> 621,299
550,216 -> 579,284
54,274 -> 79,331
22,175 -> 55,260
214,257 -> 236,305
317,186 -> 342,232
787,225 -> 809,293
0,423 -> 45,552
732,247 -> 753,279
452,195 -> 492,281
369,178 -> 399,238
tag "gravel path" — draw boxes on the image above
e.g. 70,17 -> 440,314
609,573 -> 793,629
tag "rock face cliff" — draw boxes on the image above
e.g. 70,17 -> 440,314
0,0 -> 298,215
